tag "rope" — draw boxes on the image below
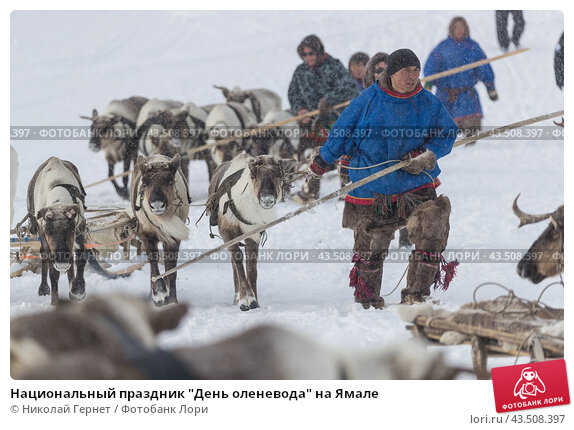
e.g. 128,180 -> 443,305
382,265 -> 408,297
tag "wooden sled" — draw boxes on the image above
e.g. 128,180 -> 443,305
10,207 -> 145,279
400,290 -> 564,380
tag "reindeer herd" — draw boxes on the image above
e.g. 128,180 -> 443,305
20,85 -> 564,313
12,86 -> 564,381
25,87 -> 302,308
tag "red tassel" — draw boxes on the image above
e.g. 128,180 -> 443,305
434,256 -> 459,291
349,253 -> 376,301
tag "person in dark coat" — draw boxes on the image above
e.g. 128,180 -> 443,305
554,32 -> 564,90
288,34 -> 361,204
307,49 -> 457,308
424,17 -> 498,144
495,11 -> 525,51
348,52 -> 370,91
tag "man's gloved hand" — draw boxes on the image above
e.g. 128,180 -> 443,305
317,97 -> 332,116
402,149 -> 436,175
307,154 -> 330,179
488,89 -> 498,101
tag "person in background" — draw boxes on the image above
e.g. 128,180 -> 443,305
288,34 -> 360,204
337,52 -> 373,199
306,49 -> 457,309
554,32 -> 564,90
495,11 -> 525,52
348,52 -> 370,91
362,52 -> 389,88
424,16 -> 498,145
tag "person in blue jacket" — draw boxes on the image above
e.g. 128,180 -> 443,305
307,49 -> 457,308
424,16 -> 498,144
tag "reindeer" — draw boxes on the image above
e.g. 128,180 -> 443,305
81,96 -> 148,199
167,103 -> 215,181
204,102 -> 258,168
247,109 -> 300,160
136,98 -> 183,158
10,145 -> 18,227
26,157 -> 88,305
214,85 -> 282,123
11,294 -> 188,379
513,194 -> 564,284
12,294 -> 456,380
137,100 -> 215,181
206,153 -> 297,311
131,154 -> 190,306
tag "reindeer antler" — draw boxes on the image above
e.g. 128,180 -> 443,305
512,194 -> 553,227
553,117 -> 564,127
213,85 -> 231,99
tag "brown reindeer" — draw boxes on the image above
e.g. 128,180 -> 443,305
12,294 -> 456,380
81,96 -> 148,199
513,194 -> 564,283
131,154 -> 190,306
11,294 -> 188,379
207,154 -> 297,311
27,157 -> 88,305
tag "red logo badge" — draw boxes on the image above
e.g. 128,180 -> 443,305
491,360 -> 570,413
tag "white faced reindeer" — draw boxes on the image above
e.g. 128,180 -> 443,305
81,96 -> 148,199
27,157 -> 88,305
205,102 -> 258,167
131,154 -> 190,306
207,154 -> 297,311
248,109 -> 301,160
136,98 -> 182,158
138,101 -> 214,181
214,85 -> 282,123
513,195 -> 564,283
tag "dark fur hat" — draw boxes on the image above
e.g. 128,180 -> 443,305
363,52 -> 389,88
297,34 -> 325,59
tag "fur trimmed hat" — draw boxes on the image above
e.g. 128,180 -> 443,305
385,49 -> 421,77
297,34 -> 325,59
363,51 -> 389,88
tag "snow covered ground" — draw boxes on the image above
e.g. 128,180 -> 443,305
10,10 -> 564,375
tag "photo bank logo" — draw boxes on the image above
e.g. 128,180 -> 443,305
492,360 -> 570,413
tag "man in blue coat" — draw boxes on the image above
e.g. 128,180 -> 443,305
308,49 -> 458,308
424,17 -> 498,143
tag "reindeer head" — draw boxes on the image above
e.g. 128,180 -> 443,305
36,204 -> 82,273
141,110 -> 179,157
169,110 -> 206,153
80,109 -> 124,153
513,194 -> 564,283
135,154 -> 182,216
248,156 -> 298,209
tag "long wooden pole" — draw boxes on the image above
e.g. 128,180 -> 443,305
152,109 -> 562,282
85,170 -> 131,189
186,48 -> 530,158
85,49 -> 529,189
